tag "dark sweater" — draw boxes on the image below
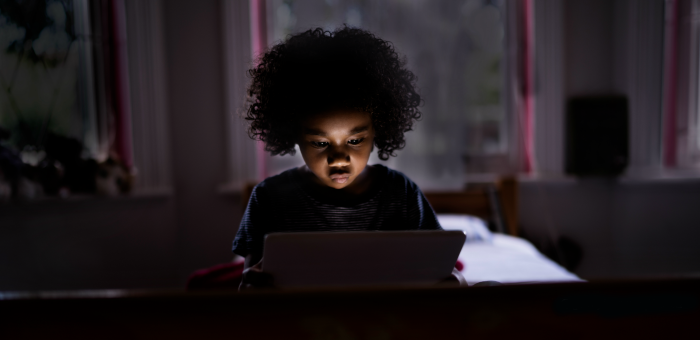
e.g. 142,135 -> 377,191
232,165 -> 442,261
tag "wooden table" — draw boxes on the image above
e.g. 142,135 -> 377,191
2,279 -> 699,339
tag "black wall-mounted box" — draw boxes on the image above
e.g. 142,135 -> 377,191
565,96 -> 629,177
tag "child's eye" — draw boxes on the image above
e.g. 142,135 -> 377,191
348,138 -> 364,145
311,141 -> 329,148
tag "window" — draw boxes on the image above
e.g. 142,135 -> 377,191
262,0 -> 512,190
0,0 -> 170,199
0,0 -> 109,163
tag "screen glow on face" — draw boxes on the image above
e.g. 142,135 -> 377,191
298,109 -> 375,190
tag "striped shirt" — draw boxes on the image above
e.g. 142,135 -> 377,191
232,165 -> 442,260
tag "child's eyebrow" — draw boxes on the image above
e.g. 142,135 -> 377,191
303,128 -> 326,136
349,125 -> 371,134
303,125 -> 371,136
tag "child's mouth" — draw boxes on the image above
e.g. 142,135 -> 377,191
330,174 -> 350,184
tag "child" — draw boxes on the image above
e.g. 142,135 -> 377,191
232,27 -> 462,288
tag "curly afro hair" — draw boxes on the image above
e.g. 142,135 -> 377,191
245,26 -> 422,161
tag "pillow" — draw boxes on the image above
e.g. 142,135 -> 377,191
436,214 -> 493,243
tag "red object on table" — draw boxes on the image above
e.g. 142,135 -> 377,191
186,261 -> 245,291
455,260 -> 464,272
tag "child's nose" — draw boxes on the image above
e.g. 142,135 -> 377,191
327,151 -> 351,167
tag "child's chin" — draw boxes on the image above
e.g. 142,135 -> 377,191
327,179 -> 352,189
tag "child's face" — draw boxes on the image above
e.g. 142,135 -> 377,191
298,109 -> 375,190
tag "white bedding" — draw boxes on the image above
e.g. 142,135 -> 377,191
436,214 -> 583,285
458,234 -> 583,285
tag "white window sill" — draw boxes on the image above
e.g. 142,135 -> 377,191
515,169 -> 700,185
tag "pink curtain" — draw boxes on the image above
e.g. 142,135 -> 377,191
250,0 -> 268,181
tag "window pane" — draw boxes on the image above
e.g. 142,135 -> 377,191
0,0 -> 102,161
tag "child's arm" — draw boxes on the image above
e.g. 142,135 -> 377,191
233,185 -> 268,265
406,182 -> 466,285
239,255 -> 274,290
450,268 -> 468,286
408,185 -> 442,230
436,268 -> 467,287
234,185 -> 276,289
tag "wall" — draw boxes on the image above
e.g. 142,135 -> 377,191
520,180 -> 700,279
0,197 -> 179,290
0,0 -> 243,291
163,0 -> 241,282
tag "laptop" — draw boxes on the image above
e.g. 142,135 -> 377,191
262,230 -> 466,288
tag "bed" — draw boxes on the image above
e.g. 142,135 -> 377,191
425,177 -> 583,284
436,214 -> 582,285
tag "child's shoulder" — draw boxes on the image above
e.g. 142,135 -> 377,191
380,165 -> 419,186
370,164 -> 423,196
252,168 -> 300,198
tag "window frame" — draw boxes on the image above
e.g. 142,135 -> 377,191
668,0 -> 700,171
